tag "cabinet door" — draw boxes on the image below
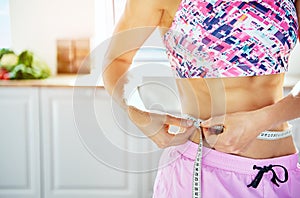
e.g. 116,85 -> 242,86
0,87 -> 40,198
40,87 -> 144,198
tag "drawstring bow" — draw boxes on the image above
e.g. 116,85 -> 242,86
247,164 -> 288,188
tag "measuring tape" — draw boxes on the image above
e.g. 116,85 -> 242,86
183,115 -> 292,198
183,115 -> 224,198
183,115 -> 203,198
192,136 -> 203,198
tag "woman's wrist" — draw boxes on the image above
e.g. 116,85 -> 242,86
253,104 -> 280,132
256,96 -> 294,131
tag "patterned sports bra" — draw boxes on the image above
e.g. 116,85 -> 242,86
163,0 -> 298,78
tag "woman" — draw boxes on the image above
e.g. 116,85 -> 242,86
103,0 -> 300,197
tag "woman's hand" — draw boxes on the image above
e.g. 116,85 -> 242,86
127,106 -> 196,148
200,109 -> 269,154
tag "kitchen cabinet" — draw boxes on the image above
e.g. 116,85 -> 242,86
39,87 -> 159,198
0,87 -> 40,198
0,86 -> 160,198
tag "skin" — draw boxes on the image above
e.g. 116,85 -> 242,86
103,0 -> 300,159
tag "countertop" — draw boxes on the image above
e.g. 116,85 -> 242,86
0,73 -> 299,88
0,74 -> 105,88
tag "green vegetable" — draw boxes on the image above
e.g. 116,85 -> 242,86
0,53 -> 19,69
0,48 -> 14,59
0,49 -> 51,80
18,50 -> 33,67
31,55 -> 51,79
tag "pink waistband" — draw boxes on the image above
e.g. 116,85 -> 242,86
176,141 -> 299,174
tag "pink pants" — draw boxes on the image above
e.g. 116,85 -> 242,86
153,141 -> 300,198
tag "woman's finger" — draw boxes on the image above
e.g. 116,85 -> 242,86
154,128 -> 176,148
202,127 -> 219,148
201,116 -> 225,135
168,126 -> 197,146
165,114 -> 194,127
201,116 -> 225,128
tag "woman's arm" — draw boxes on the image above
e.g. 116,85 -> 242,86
102,0 -> 196,148
200,82 -> 300,154
103,0 -> 163,107
263,82 -> 300,128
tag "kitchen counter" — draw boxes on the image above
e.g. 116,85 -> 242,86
0,74 -> 105,87
0,73 -> 299,88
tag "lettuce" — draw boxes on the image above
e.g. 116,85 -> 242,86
0,49 -> 51,80
0,48 -> 14,59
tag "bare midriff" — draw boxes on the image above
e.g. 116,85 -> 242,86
158,3 -> 297,159
175,73 -> 297,159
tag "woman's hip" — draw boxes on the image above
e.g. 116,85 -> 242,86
153,141 -> 300,198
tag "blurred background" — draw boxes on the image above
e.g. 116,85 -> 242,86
0,0 -> 299,198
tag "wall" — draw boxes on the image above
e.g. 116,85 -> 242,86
0,0 -> 11,48
289,43 -> 300,75
9,0 -> 94,74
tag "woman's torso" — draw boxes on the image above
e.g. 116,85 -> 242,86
159,0 -> 297,159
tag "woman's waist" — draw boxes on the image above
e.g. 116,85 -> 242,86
188,127 -> 296,159
176,74 -> 285,123
174,75 -> 297,158
176,141 -> 298,172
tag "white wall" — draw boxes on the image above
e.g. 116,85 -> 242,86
9,0 -> 94,74
288,43 -> 300,75
0,0 -> 11,48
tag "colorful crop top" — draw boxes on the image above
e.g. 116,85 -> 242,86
163,0 -> 298,78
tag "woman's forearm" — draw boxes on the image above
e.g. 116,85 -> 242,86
102,57 -> 133,109
263,82 -> 300,129
102,0 -> 162,108
102,28 -> 155,109
102,59 -> 127,96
